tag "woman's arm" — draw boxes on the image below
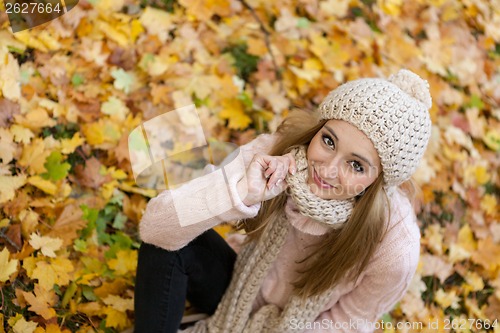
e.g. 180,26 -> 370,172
139,134 -> 278,251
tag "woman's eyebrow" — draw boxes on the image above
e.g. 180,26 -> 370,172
352,153 -> 373,167
325,125 -> 374,167
324,126 -> 338,141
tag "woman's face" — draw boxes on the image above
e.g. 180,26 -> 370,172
306,120 -> 382,200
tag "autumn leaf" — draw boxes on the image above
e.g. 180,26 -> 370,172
41,151 -> 71,181
108,249 -> 137,275
29,234 -> 63,258
21,285 -> 58,320
0,175 -> 27,204
0,247 -> 18,282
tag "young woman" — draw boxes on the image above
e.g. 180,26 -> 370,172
134,69 -> 432,333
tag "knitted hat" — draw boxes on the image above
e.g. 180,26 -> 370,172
318,69 -> 432,187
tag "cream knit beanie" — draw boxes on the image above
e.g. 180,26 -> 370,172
318,69 -> 432,187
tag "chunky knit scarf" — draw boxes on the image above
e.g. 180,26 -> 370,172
187,146 -> 354,333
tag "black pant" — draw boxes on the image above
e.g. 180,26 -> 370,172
134,229 -> 237,333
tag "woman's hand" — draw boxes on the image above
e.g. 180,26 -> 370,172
237,152 -> 296,206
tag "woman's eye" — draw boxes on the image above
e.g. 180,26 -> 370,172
350,161 -> 364,173
322,134 -> 334,149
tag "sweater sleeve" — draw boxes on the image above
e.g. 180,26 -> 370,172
139,133 -> 278,251
303,239 -> 420,333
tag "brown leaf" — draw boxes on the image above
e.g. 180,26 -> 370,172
74,157 -> 112,189
46,203 -> 87,246
0,99 -> 20,128
114,133 -> 130,164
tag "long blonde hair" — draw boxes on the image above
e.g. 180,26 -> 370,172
238,110 -> 415,299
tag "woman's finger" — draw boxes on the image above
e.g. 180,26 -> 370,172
267,159 -> 288,189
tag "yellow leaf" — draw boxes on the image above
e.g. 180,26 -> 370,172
32,258 -> 74,290
10,125 -> 34,144
37,31 -> 61,51
0,175 -> 27,204
11,317 -> 38,333
29,234 -> 63,258
82,119 -> 121,147
130,19 -> 144,42
378,0 -> 403,16
14,108 -> 57,130
28,176 -> 57,195
139,7 -> 173,43
103,307 -> 130,329
101,97 -> 130,121
0,128 -> 17,164
480,194 -> 498,216
34,323 -> 71,333
247,37 -> 267,56
96,21 -> 129,47
102,295 -> 134,312
0,248 -> 18,283
18,138 -> 50,175
463,271 -> 484,293
0,49 -> 21,100
483,130 -> 500,151
60,133 -> 85,154
22,285 -> 58,320
457,224 -> 476,252
108,250 -> 138,275
219,99 -> 252,130
101,295 -> 133,329
23,256 -> 38,277
434,288 -> 460,309
179,0 -> 231,21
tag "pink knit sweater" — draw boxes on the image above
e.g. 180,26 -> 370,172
139,134 -> 421,333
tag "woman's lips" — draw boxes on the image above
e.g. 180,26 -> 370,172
313,169 -> 334,189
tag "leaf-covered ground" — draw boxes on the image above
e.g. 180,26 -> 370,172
0,0 -> 499,332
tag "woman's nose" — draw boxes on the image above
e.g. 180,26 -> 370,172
324,158 -> 341,179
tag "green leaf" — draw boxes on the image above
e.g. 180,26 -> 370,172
297,17 -> 310,28
71,73 -> 84,87
112,212 -> 127,230
42,151 -> 71,181
82,285 -> 97,301
237,92 -> 253,108
468,94 -> 484,110
111,68 -> 135,94
73,239 -> 88,253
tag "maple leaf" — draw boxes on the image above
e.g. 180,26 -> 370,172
218,98 -> 252,130
471,237 -> 500,274
74,157 -> 113,189
0,247 -> 18,282
11,316 -> 38,333
111,68 -> 135,94
0,175 -> 27,204
31,258 -> 74,290
0,49 -> 21,100
22,284 -> 58,320
101,96 -> 130,121
108,249 -> 137,275
47,203 -> 87,246
41,151 -> 71,181
102,295 -> 134,329
0,98 -> 20,128
29,234 -> 63,258
0,128 -> 17,164
179,0 -> 231,21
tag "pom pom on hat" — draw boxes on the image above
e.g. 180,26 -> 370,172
388,69 -> 432,109
318,69 -> 432,187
